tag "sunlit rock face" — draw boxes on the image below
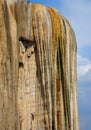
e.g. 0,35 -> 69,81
0,0 -> 79,130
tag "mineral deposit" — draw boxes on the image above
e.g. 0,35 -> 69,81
0,0 -> 79,130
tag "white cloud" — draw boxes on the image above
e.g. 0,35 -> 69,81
77,54 -> 91,77
77,54 -> 90,66
77,54 -> 91,130
78,64 -> 91,77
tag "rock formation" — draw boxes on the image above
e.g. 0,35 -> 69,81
0,0 -> 79,130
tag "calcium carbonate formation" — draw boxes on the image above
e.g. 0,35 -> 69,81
0,0 -> 79,130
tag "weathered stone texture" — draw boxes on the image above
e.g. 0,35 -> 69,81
0,0 -> 79,130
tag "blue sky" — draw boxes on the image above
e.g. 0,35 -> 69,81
30,0 -> 91,129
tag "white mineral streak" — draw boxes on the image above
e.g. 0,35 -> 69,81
0,1 -> 79,130
6,0 -> 17,5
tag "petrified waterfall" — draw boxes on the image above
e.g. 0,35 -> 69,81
0,0 -> 79,130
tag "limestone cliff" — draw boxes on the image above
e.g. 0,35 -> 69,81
0,0 -> 79,130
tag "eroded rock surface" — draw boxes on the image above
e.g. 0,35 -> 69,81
0,0 -> 79,130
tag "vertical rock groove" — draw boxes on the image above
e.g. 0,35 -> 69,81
0,0 -> 79,130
